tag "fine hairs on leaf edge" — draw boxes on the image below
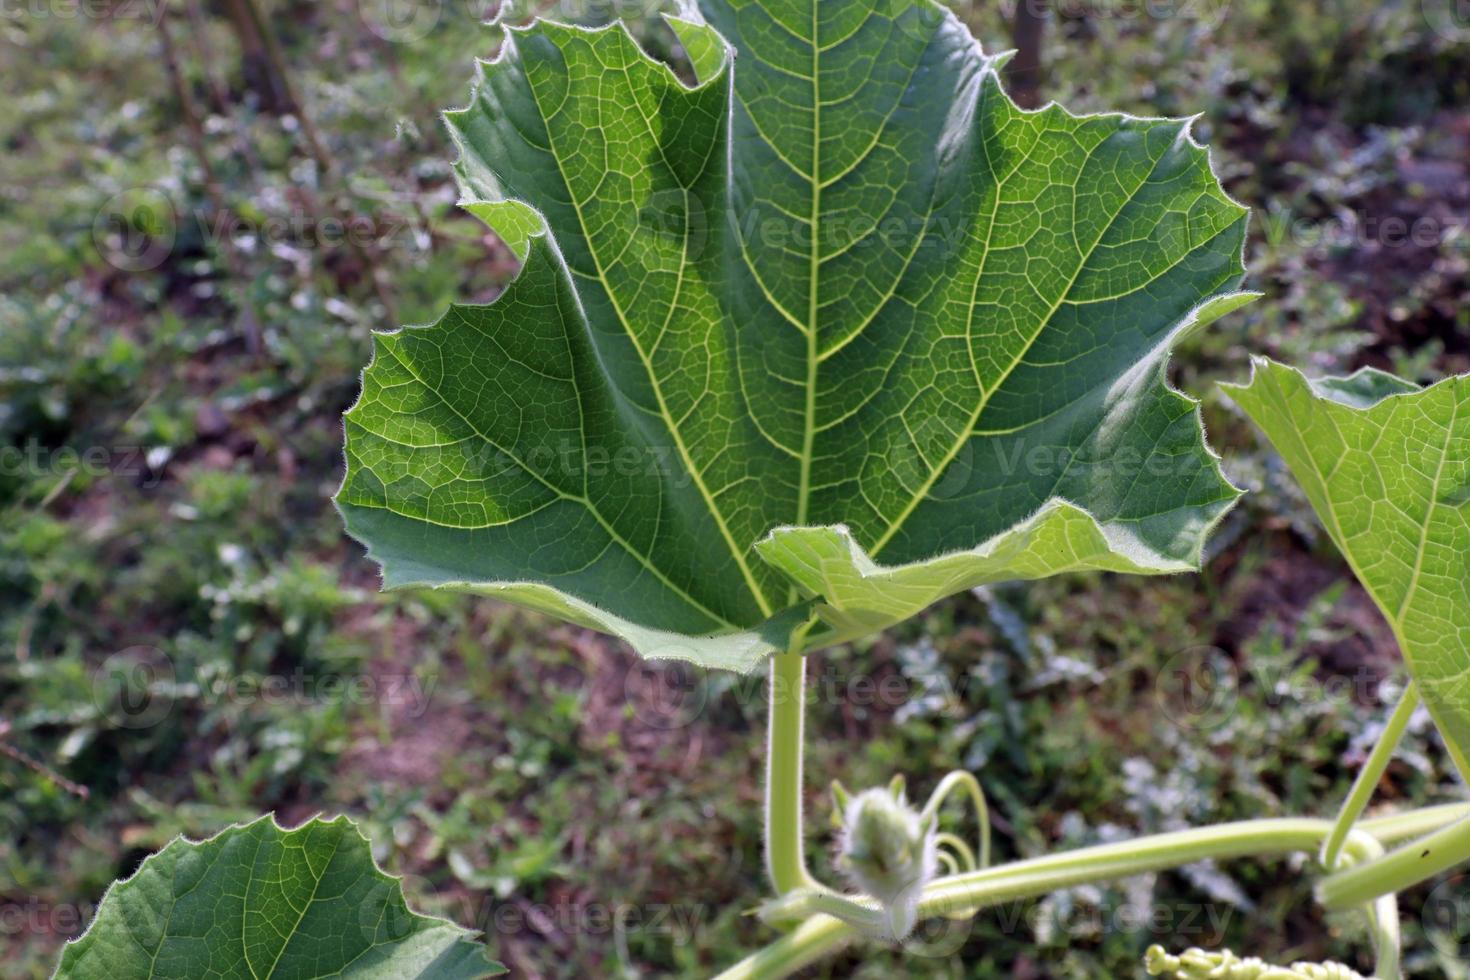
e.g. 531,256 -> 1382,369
335,1 -> 1260,671
52,812 -> 502,978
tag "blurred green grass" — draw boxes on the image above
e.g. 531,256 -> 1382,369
2,1 -> 1469,976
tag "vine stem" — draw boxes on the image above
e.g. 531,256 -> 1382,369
766,651 -> 818,895
1321,683 -> 1420,872
1338,830 -> 1399,980
716,804 -> 1470,980
1319,811 -> 1470,911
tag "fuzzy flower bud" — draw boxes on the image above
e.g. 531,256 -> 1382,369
834,779 -> 936,940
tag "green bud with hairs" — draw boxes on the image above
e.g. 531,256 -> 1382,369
834,777 -> 937,940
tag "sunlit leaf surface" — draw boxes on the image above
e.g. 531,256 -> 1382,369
55,815 -> 502,979
338,0 -> 1253,670
1225,359 -> 1470,779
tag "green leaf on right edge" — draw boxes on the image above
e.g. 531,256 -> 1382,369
54,814 -> 504,980
1223,358 -> 1470,780
337,0 -> 1257,671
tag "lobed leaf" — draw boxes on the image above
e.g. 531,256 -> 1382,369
1224,359 -> 1470,780
54,815 -> 503,980
337,0 -> 1254,670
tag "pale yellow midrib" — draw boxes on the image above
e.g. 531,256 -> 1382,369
868,120 -> 1180,558
795,0 -> 821,538
259,832 -> 339,979
1396,396 -> 1459,626
373,341 -> 741,630
526,46 -> 776,618
1260,373 -> 1417,650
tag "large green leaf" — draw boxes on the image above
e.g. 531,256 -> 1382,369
1223,359 -> 1470,779
54,815 -> 503,980
337,0 -> 1253,670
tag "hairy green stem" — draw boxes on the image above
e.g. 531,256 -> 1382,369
918,820 -> 1378,917
1362,802 -> 1470,840
1336,830 -> 1399,979
718,805 -> 1470,980
1321,684 -> 1420,872
1315,686 -> 1419,979
1319,811 -> 1470,911
1366,887 -> 1401,980
716,914 -> 853,980
766,651 -> 817,895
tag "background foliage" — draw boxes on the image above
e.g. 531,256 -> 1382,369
2,0 -> 1468,976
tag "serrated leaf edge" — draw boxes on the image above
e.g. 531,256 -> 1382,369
53,812 -> 502,980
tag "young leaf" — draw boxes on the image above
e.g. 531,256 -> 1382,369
337,0 -> 1253,670
54,815 -> 503,980
1223,359 -> 1470,779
